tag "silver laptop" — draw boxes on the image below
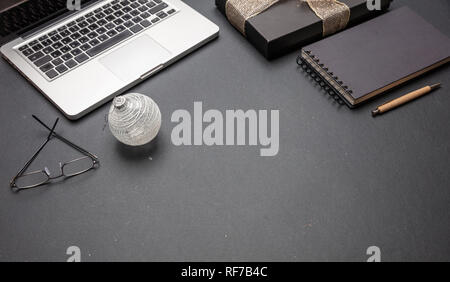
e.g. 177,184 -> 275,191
0,0 -> 219,119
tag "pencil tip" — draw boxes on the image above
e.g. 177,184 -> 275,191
371,109 -> 380,117
430,83 -> 441,90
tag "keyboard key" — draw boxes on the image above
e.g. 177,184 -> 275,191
154,0 -> 163,3
157,11 -> 167,19
19,45 -> 28,51
68,21 -> 76,27
122,14 -> 132,21
43,47 -> 54,54
97,27 -> 107,34
79,21 -> 89,28
124,21 -> 133,28
149,3 -> 168,14
140,20 -> 151,28
114,11 -> 124,17
51,50 -> 62,58
99,34 -> 109,42
90,39 -> 101,46
132,16 -> 143,23
114,10 -> 123,17
71,48 -> 82,56
22,49 -> 33,56
29,40 -> 38,46
60,30 -> 71,37
65,59 -> 78,68
130,24 -> 143,33
87,32 -> 98,39
141,12 -> 150,18
80,36 -> 89,43
70,41 -> 81,48
34,55 -> 52,67
76,16 -> 85,22
68,26 -> 80,32
48,30 -> 58,36
32,44 -> 43,51
107,30 -> 117,37
106,14 -> 115,21
146,2 -> 156,8
41,39 -> 53,46
115,25 -> 126,32
38,35 -> 48,41
80,44 -> 92,51
167,9 -> 175,14
98,19 -> 108,26
28,51 -> 44,62
88,23 -> 99,30
96,12 -> 106,19
52,58 -> 64,66
87,30 -> 132,57
75,53 -> 89,63
69,26 -> 80,32
114,18 -> 124,25
61,46 -> 71,53
62,53 -> 73,61
80,28 -> 90,35
86,17 -> 96,24
40,63 -> 54,73
105,23 -> 115,29
56,64 -> 68,74
45,69 -> 59,79
61,37 -> 72,44
52,42 -> 63,49
151,17 -> 160,23
70,33 -> 81,40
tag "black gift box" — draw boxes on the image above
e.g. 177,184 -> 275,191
216,0 -> 392,59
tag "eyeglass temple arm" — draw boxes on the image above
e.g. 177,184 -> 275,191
32,115 -> 99,161
11,118 -> 59,184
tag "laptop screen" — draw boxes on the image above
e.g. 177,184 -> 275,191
0,0 -> 98,45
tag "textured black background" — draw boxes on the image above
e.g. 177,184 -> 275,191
0,0 -> 449,261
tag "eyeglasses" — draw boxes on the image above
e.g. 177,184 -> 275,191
10,115 -> 100,192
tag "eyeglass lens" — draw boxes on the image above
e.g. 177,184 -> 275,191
15,171 -> 49,189
62,157 -> 95,177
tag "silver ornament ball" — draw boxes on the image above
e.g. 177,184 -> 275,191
108,93 -> 161,146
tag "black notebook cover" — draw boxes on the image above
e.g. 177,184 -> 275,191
299,7 -> 450,107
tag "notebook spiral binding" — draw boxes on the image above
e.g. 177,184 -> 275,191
296,51 -> 347,106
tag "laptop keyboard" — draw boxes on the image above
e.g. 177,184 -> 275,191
16,0 -> 177,80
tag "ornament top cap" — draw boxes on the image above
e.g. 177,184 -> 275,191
113,96 -> 127,110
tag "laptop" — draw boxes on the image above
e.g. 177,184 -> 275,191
0,0 -> 219,119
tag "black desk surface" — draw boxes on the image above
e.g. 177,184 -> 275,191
0,0 -> 449,262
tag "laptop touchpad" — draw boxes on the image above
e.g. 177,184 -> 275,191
99,35 -> 171,82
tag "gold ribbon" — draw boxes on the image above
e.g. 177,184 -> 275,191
306,0 -> 350,36
225,0 -> 350,37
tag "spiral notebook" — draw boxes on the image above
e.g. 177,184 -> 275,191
298,7 -> 450,107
